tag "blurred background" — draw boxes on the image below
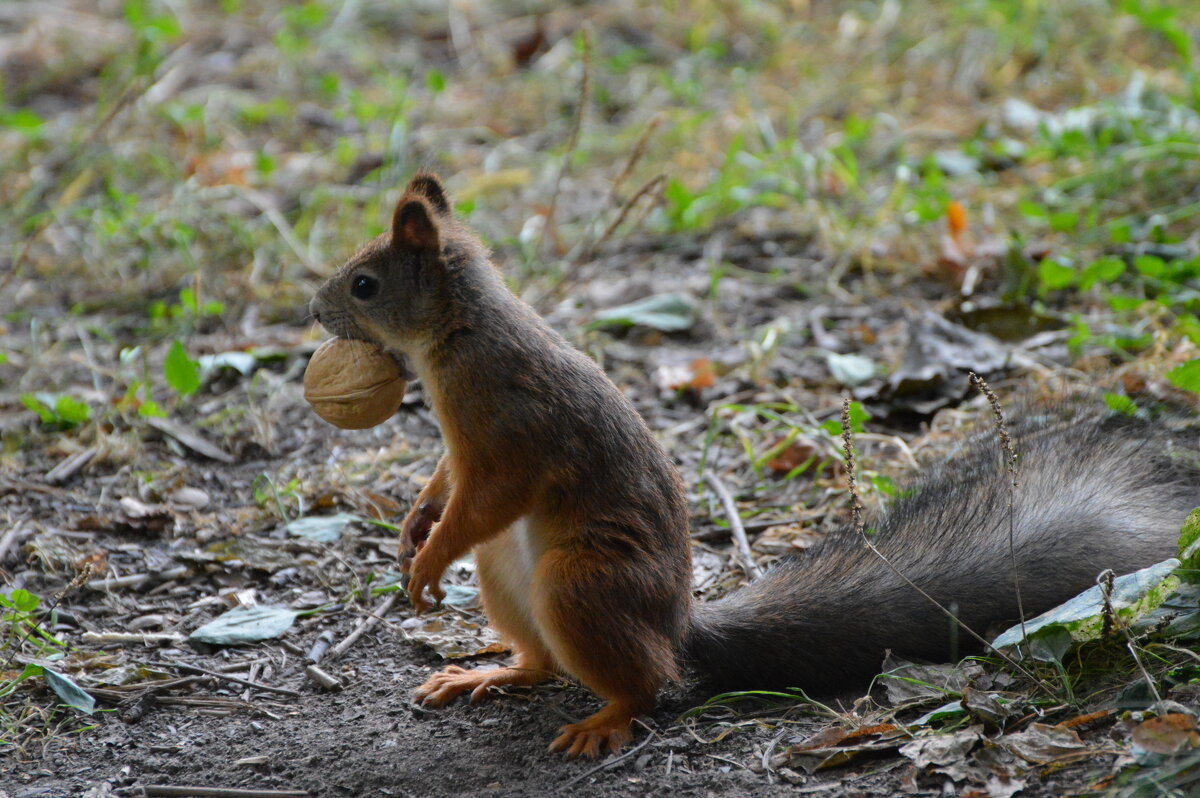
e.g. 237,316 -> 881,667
4,0 -> 1198,330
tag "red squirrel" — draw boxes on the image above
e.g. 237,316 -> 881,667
309,173 -> 1200,758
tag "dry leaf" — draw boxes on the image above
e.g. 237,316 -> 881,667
1131,714 -> 1200,755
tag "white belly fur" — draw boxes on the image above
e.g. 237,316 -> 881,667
473,517 -> 543,643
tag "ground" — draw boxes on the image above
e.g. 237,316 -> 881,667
3,2 -> 1200,797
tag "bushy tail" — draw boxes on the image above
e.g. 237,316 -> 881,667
684,408 -> 1200,691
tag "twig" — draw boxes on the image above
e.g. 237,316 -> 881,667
575,173 -> 666,265
304,664 -> 343,691
44,445 -> 100,484
969,371 -> 1027,651
702,472 -> 763,580
0,521 -> 33,564
140,786 -> 310,797
80,631 -> 186,646
837,399 -> 1058,699
608,116 -> 662,203
146,661 -> 301,698
307,630 -> 336,663
328,593 -> 397,661
1098,569 -> 1116,641
538,27 -> 591,258
691,516 -> 800,543
1098,570 -> 1163,704
560,721 -> 658,789
85,565 -> 189,591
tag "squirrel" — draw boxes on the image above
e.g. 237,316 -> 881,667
309,173 -> 1200,758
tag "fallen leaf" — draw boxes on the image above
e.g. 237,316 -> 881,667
43,667 -> 95,714
999,723 -> 1086,764
189,605 -> 298,645
1132,714 -> 1200,755
764,436 -> 822,475
588,293 -> 697,332
899,727 -> 983,769
286,513 -> 361,543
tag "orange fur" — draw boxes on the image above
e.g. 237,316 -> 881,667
311,174 -> 691,757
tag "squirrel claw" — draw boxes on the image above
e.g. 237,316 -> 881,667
549,714 -> 632,759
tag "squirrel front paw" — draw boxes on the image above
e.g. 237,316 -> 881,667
399,500 -> 443,570
406,547 -> 447,613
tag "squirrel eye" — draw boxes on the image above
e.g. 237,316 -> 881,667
350,274 -> 379,300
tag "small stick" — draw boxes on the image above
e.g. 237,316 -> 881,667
969,371 -> 1027,650
1098,570 -> 1163,704
44,446 -> 100,484
608,116 -> 663,203
691,516 -> 800,543
86,566 -> 189,591
304,664 -> 343,691
837,399 -> 1057,699
328,593 -> 397,661
307,630 -> 336,663
703,471 -> 763,580
146,661 -> 301,698
576,173 -> 666,265
1098,569 -> 1116,641
80,631 -> 186,646
0,521 -> 32,564
140,786 -> 310,798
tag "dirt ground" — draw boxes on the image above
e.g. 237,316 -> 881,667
5,232 -> 1190,797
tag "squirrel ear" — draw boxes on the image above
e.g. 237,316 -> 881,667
405,173 -> 450,216
392,198 -> 440,253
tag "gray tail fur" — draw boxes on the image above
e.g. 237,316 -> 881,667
684,405 -> 1200,691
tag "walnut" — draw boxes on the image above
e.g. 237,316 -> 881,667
303,338 -> 407,429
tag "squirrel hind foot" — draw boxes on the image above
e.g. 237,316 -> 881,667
549,703 -> 637,759
414,663 -> 550,707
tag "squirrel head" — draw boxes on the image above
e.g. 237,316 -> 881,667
310,173 -> 470,364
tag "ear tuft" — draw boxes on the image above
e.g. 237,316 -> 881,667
392,197 -> 440,252
405,173 -> 451,216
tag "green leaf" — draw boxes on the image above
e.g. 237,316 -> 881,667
1026,623 -> 1073,663
1134,254 -> 1167,278
54,396 -> 91,425
1038,259 -> 1076,292
164,340 -> 201,396
21,393 -> 55,424
1,109 -> 45,132
1103,393 -> 1138,416
1179,509 -> 1200,582
993,558 -> 1180,651
1080,256 -> 1125,290
42,668 -> 95,714
10,588 -> 39,613
426,68 -> 446,94
138,400 -> 167,418
189,605 -> 298,645
0,664 -> 43,699
820,401 -> 870,436
20,393 -> 89,428
1048,211 -> 1078,232
1166,359 -> 1200,395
